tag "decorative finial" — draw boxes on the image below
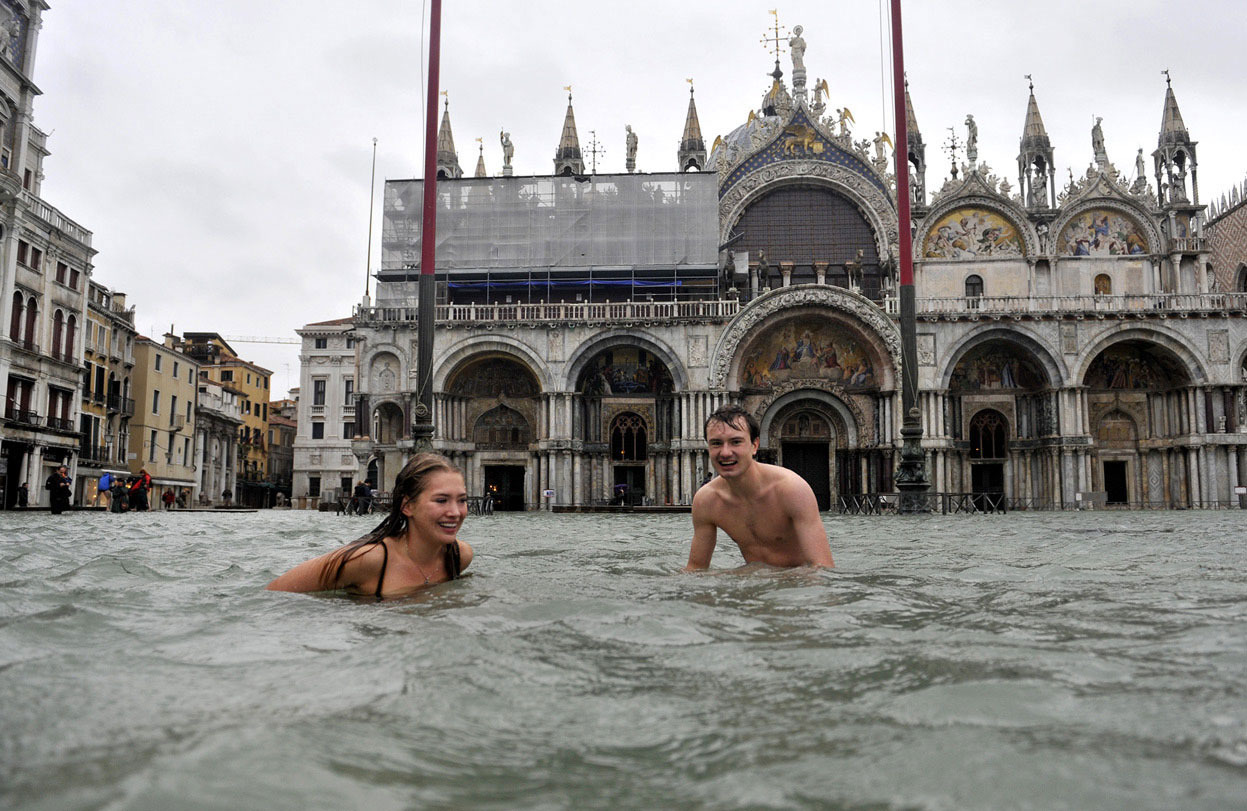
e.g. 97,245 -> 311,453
1025,74 -> 1033,92
1162,68 -> 1171,87
944,127 -> 961,179
687,77 -> 694,95
563,84 -> 573,101
475,137 -> 483,154
760,9 -> 788,61
586,129 -> 605,174
440,90 -> 449,109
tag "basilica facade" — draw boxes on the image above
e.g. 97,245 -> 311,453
323,32 -> 1247,512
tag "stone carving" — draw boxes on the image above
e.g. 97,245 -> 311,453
872,132 -> 891,172
756,379 -> 873,445
789,25 -> 806,74
844,248 -> 865,288
500,130 -> 514,176
1061,323 -> 1078,354
964,114 -> 978,167
625,125 -> 638,173
917,334 -> 935,366
688,335 -> 708,367
1092,117 -> 1108,167
709,286 -> 900,389
1208,330 -> 1229,364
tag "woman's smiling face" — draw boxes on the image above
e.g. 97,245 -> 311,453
402,470 -> 468,543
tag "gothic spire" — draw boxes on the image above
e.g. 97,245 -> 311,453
904,77 -> 926,207
678,82 -> 707,172
1153,71 -> 1199,207
553,89 -> 585,176
435,95 -> 462,179
474,141 -> 487,177
1018,77 -> 1054,208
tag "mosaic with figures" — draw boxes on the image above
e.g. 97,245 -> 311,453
740,317 -> 877,391
923,208 -> 1024,259
1085,344 -> 1187,389
450,358 -> 539,398
579,348 -> 674,395
1060,209 -> 1148,256
949,345 -> 1046,391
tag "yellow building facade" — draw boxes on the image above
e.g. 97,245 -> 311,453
127,335 -> 199,508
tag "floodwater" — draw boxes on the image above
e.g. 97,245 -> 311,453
1,508 -> 1245,810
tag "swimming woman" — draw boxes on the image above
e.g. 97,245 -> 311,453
267,453 -> 474,597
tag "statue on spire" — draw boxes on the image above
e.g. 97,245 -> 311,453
625,125 -> 638,173
1092,117 -> 1108,168
500,130 -> 514,176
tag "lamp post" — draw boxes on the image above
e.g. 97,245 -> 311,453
889,0 -> 930,512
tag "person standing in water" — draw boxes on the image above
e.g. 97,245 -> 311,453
45,466 -> 72,514
685,405 -> 833,570
267,453 -> 474,597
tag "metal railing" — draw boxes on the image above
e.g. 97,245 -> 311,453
46,416 -> 76,432
5,408 -> 41,426
106,394 -> 135,416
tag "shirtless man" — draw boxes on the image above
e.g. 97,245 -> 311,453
686,405 -> 834,570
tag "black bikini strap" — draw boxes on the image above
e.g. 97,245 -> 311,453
445,540 -> 462,580
374,541 -> 389,598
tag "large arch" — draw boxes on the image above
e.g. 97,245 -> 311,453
564,329 -> 688,393
1072,326 -> 1207,386
721,170 -> 897,267
939,325 -> 1065,390
1052,197 -> 1161,258
918,188 -> 1039,260
711,285 -> 900,390
433,334 -> 552,392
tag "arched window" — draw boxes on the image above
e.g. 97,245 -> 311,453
23,296 -> 36,347
965,274 -> 983,298
9,291 -> 21,340
65,315 -> 76,360
610,412 -> 648,461
1236,264 -> 1247,293
1094,274 -> 1112,295
969,409 -> 1008,459
51,309 -> 63,357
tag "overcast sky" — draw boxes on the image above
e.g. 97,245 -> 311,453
32,0 -> 1247,396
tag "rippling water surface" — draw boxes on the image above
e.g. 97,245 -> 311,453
2,508 -> 1245,810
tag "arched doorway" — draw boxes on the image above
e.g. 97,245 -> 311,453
1096,410 -> 1138,505
1084,339 -> 1192,507
969,408 -> 1008,504
775,408 -> 833,510
474,404 -> 532,511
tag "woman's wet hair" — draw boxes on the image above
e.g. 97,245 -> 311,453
704,404 -> 759,442
317,452 -> 462,590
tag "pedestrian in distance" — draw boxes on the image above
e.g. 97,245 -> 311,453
268,453 -> 474,598
45,466 -> 72,514
685,404 -> 834,571
16,481 -> 28,508
162,489 -> 175,509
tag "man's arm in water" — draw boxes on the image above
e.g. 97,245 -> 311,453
684,488 -> 719,570
782,474 -> 834,567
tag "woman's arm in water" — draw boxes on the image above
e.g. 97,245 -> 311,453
266,543 -> 381,593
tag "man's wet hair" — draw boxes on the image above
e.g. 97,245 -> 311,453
704,404 -> 759,442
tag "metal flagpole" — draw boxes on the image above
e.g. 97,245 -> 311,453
365,137 -> 377,301
889,0 -> 930,512
413,0 -> 442,452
